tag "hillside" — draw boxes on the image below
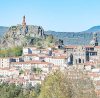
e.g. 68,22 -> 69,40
0,24 -> 59,49
45,26 -> 100,45
0,26 -> 9,37
0,25 -> 45,48
0,25 -> 100,46
83,26 -> 100,33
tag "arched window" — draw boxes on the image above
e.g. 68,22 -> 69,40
79,58 -> 81,63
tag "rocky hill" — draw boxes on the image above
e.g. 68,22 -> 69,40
0,25 -> 45,48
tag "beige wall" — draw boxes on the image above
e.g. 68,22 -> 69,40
0,58 -> 11,68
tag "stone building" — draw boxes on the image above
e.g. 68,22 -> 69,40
0,58 -> 12,68
73,46 -> 86,65
65,32 -> 100,67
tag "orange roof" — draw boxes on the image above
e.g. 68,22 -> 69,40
24,54 -> 38,56
8,78 -> 26,84
11,61 -> 52,65
65,45 -> 77,49
95,46 -> 100,48
88,72 -> 100,77
0,67 -> 10,70
52,56 -> 67,59
53,50 -> 59,53
84,62 -> 96,66
85,45 -> 94,48
0,67 -> 17,71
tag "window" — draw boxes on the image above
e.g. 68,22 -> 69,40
76,59 -> 77,64
83,59 -> 84,63
79,58 -> 81,63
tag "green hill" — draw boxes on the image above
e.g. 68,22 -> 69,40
0,26 -> 9,37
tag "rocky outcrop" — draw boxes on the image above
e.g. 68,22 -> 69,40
0,25 -> 45,48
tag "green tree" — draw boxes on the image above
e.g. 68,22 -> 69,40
19,69 -> 24,75
0,46 -> 22,57
38,71 -> 69,98
46,35 -> 54,43
39,70 -> 97,98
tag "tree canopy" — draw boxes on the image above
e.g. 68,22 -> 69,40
0,46 -> 22,57
39,69 -> 97,98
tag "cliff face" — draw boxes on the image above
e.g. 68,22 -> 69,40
0,25 -> 45,48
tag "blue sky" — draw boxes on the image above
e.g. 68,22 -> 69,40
0,0 -> 100,32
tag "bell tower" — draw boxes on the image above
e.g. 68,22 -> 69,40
90,32 -> 98,46
93,32 -> 98,46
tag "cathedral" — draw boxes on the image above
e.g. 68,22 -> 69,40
65,32 -> 100,67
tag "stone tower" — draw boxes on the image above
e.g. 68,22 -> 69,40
90,32 -> 98,46
22,16 -> 26,28
22,16 -> 28,35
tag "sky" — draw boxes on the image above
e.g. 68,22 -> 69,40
0,0 -> 100,32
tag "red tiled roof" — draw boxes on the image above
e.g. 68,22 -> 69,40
52,56 -> 67,59
95,46 -> 100,48
11,61 -> 52,65
84,62 -> 96,66
24,54 -> 38,56
65,45 -> 77,49
85,45 -> 94,48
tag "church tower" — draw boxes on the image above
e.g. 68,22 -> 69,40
90,32 -> 98,46
93,32 -> 98,46
22,16 -> 26,28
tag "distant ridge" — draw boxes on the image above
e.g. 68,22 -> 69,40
82,26 -> 100,33
46,26 -> 100,34
0,26 -> 9,37
1,25 -> 100,45
45,26 -> 100,45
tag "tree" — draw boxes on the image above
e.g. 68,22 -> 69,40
29,83 -> 41,98
38,71 -> 69,98
19,69 -> 24,75
46,35 -> 54,43
12,46 -> 22,56
0,46 -> 22,57
34,83 -> 41,94
39,69 -> 97,98
31,67 -> 42,74
64,68 -> 97,98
